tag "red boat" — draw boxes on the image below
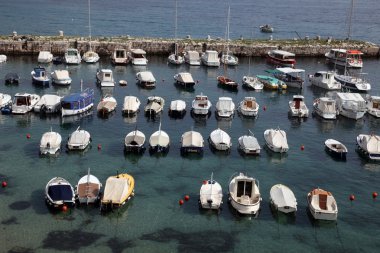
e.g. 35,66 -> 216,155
266,50 -> 296,67
217,76 -> 238,91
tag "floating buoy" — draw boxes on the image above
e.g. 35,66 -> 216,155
372,192 -> 378,199
2,181 -> 7,188
263,106 -> 267,111
349,194 -> 355,201
301,145 -> 305,151
179,199 -> 184,206
202,180 -> 208,185
184,195 -> 190,201
62,205 -> 68,212
196,80 -> 200,83
97,144 -> 102,150
26,133 -> 31,139
162,79 -> 165,82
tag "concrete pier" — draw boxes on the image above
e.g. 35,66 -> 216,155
0,34 -> 379,57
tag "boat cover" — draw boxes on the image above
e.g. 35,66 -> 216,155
210,129 -> 231,145
239,135 -> 260,150
217,97 -> 234,111
137,71 -> 155,82
270,184 -> 297,209
62,89 -> 94,103
182,131 -> 203,147
124,96 -> 140,111
318,97 -> 336,113
52,70 -> 70,80
170,100 -> 186,111
186,51 -> 200,60
131,49 -> 146,55
267,129 -> 288,149
102,177 -> 130,204
176,73 -> 194,83
125,130 -> 145,145
40,131 -> 61,147
150,130 -> 170,146
360,134 -> 380,154
48,185 -> 74,201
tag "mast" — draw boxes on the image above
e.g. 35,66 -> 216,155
174,0 -> 178,55
88,0 -> 92,48
225,6 -> 231,55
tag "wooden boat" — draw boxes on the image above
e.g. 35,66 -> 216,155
40,128 -> 62,155
100,173 -> 135,212
238,97 -> 259,117
256,75 -> 287,90
266,50 -> 296,67
76,168 -> 102,205
217,76 -> 238,91
123,96 -> 141,116
238,131 -> 261,155
169,100 -> 186,118
313,97 -> 337,120
97,95 -> 117,116
208,128 -> 232,152
307,188 -> 338,221
124,130 -> 146,154
215,97 -> 235,118
51,70 -> 72,85
45,177 -> 75,209
149,123 -> 170,154
180,130 -> 204,155
325,139 -> 347,160
31,66 -> 50,86
67,126 -> 91,151
199,173 -> 223,210
270,184 -> 297,213
356,134 -> 380,160
264,128 -> 289,153
144,96 -> 164,117
34,94 -> 62,114
288,95 -> 309,118
228,172 -> 261,215
12,93 -> 40,114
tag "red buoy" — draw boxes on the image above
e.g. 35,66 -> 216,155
372,192 -> 378,199
179,199 -> 184,206
349,194 -> 355,201
2,181 -> 7,188
97,144 -> 102,150
62,205 -> 68,212
184,195 -> 190,201
301,145 -> 305,151
26,133 -> 31,139
263,106 -> 267,111
202,180 -> 208,185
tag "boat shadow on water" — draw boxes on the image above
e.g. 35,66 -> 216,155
306,207 -> 338,228
269,202 -> 296,225
60,110 -> 94,126
264,146 -> 288,163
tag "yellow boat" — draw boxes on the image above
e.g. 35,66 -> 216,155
100,173 -> 135,212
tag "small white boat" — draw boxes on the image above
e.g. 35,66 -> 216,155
0,54 -> 7,63
335,73 -> 371,92
174,72 -> 196,88
335,92 -> 366,120
64,48 -> 81,65
40,128 -> 62,155
270,184 -> 297,214
260,24 -> 274,33
289,95 -> 309,117
238,131 -> 261,155
34,94 -> 62,114
307,188 -> 338,221
180,130 -> 204,155
238,97 -> 259,117
366,95 -> 380,118
309,71 -> 341,90
45,177 -> 75,209
31,67 -> 50,86
76,168 -> 102,204
96,69 -> 115,87
192,93 -> 212,116
264,128 -> 289,153
168,42 -> 184,65
199,173 -> 223,210
51,70 -> 72,85
201,50 -> 220,67
313,97 -> 337,120
129,49 -> 148,65
208,128 -> 232,151
356,134 -> 380,160
325,49 -> 363,68
12,93 -> 40,114
325,139 -> 347,160
37,51 -> 53,63
144,96 -> 165,117
242,76 -> 264,90
83,50 -> 100,63
216,97 -> 235,118
123,96 -> 141,116
228,172 -> 261,215
184,50 -> 201,66
136,71 -> 156,89
149,123 -> 170,153
124,129 -> 146,153
111,48 -> 129,65
221,52 -> 238,66
97,95 -> 117,116
169,100 -> 186,118
0,93 -> 12,109
67,126 -> 91,151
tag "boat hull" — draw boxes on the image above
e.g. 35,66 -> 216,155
229,195 -> 260,215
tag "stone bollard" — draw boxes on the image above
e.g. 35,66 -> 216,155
186,35 -> 191,39
59,31 -> 64,37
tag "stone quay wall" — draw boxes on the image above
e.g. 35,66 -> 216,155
0,35 -> 379,57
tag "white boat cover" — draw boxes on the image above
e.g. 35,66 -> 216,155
239,135 -> 260,150
35,94 -> 62,111
270,184 -> 297,210
102,177 -> 130,204
125,130 -> 145,146
137,71 -> 155,82
337,92 -> 366,104
0,54 -> 6,63
0,93 -> 12,107
216,97 -> 235,111
359,134 -> 380,154
97,96 -> 117,112
175,73 -> 194,83
210,129 -> 231,146
123,96 -> 141,112
149,130 -> 170,147
186,51 -> 200,60
265,129 -> 289,150
200,180 -> 223,209
270,50 -> 295,57
276,67 -> 304,74
52,70 -> 70,80
317,97 -> 336,113
131,49 -> 146,55
203,50 -> 219,61
38,51 -> 53,63
170,100 -> 186,111
40,131 -> 62,149
68,129 -> 90,147
182,131 -> 204,148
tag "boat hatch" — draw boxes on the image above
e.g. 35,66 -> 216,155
237,180 -> 252,198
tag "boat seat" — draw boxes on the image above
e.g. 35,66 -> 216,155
319,194 -> 327,210
238,195 -> 251,205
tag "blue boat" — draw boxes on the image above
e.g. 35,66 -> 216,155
61,88 -> 94,117
31,67 -> 50,86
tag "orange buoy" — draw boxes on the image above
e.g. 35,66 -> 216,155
26,133 -> 31,139
349,194 -> 355,201
97,144 -> 102,150
62,205 -> 68,212
2,181 -> 7,188
372,192 -> 378,199
301,145 -> 305,151
184,195 -> 190,201
179,199 -> 184,206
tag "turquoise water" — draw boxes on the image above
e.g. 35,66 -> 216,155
1,55 -> 380,252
